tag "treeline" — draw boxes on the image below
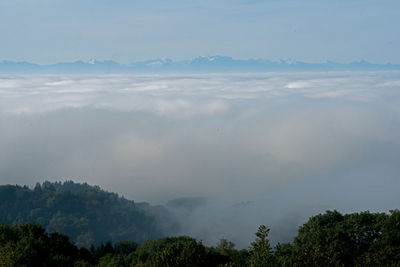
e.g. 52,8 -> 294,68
1,210 -> 400,266
0,182 -> 177,247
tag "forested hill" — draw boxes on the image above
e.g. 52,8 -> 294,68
0,181 -> 178,247
1,210 -> 400,266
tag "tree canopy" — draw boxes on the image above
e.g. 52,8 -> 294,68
0,181 -> 177,247
1,209 -> 400,266
0,182 -> 399,266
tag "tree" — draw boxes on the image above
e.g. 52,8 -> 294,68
274,243 -> 296,267
151,237 -> 207,267
216,238 -> 235,256
249,225 -> 274,267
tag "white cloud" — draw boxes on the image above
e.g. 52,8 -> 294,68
1,71 -> 400,247
1,72 -> 399,116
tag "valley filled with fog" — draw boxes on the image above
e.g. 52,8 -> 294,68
1,71 -> 400,247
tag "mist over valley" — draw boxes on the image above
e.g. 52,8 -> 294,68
1,72 -> 400,248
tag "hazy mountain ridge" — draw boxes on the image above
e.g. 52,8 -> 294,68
0,181 -> 179,247
1,56 -> 400,73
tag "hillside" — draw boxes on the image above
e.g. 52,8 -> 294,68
0,181 -> 178,247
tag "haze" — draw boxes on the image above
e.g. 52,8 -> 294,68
1,72 -> 400,246
1,0 -> 400,64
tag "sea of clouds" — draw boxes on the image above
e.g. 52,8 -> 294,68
1,71 -> 400,247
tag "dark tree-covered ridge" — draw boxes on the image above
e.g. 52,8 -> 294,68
1,181 -> 400,266
0,181 -> 177,247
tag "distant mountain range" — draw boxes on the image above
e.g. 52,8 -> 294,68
1,56 -> 400,73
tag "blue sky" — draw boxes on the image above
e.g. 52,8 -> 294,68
1,0 -> 399,64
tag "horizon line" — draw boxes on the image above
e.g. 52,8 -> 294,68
1,56 -> 400,66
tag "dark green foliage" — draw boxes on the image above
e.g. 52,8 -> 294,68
134,236 -> 205,265
293,210 -> 400,267
274,243 -> 297,267
1,181 -> 400,266
0,223 -> 80,267
249,225 -> 274,267
151,237 -> 207,267
211,239 -> 250,267
1,209 -> 400,266
0,181 -> 173,247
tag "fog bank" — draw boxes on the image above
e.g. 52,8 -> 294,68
1,72 -> 400,247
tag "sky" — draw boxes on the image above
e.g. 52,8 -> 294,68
1,0 -> 400,247
1,0 -> 400,64
1,71 -> 400,246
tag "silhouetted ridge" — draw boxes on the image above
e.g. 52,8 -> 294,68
0,181 -> 178,247
1,57 -> 400,73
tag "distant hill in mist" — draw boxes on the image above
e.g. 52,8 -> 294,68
1,56 -> 400,73
0,181 -> 178,247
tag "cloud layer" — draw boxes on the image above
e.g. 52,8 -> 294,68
2,71 -> 399,114
1,71 -> 400,247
